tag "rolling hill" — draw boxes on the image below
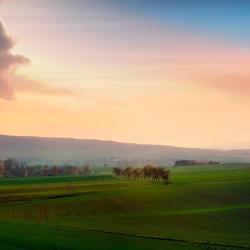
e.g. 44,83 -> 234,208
0,134 -> 250,166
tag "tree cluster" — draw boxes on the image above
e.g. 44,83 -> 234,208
0,159 -> 92,178
174,160 -> 220,167
113,165 -> 170,184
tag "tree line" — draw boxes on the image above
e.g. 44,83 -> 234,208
113,165 -> 170,184
0,159 -> 92,178
175,160 -> 220,167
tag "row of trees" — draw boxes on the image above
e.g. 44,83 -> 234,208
0,159 -> 92,178
113,165 -> 170,184
175,160 -> 220,167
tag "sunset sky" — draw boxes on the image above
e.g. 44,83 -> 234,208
0,0 -> 250,149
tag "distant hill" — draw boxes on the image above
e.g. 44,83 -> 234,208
0,134 -> 250,166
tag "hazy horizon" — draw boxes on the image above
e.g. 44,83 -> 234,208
1,0 -> 250,149
1,133 -> 250,151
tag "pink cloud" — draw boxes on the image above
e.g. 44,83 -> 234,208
0,21 -> 75,100
196,73 -> 250,95
9,74 -> 76,97
0,21 -> 29,100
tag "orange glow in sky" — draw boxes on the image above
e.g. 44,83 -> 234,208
0,0 -> 250,149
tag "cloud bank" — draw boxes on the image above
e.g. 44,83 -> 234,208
0,21 -> 29,99
0,21 -> 75,100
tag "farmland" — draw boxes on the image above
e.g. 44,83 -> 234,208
0,164 -> 250,249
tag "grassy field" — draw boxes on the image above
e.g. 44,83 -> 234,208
0,164 -> 250,249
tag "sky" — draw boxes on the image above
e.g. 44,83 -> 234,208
0,0 -> 250,149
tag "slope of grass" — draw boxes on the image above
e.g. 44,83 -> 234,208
0,220 -> 241,250
0,174 -> 115,186
0,164 -> 249,249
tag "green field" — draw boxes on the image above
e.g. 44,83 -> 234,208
0,164 -> 250,249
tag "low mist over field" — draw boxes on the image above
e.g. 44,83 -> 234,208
1,135 -> 250,166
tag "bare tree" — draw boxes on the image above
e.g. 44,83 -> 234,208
82,164 -> 91,176
122,166 -> 133,179
132,168 -> 141,180
3,159 -> 20,177
161,169 -> 170,184
113,167 -> 122,177
0,161 -> 5,178
142,164 -> 155,180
